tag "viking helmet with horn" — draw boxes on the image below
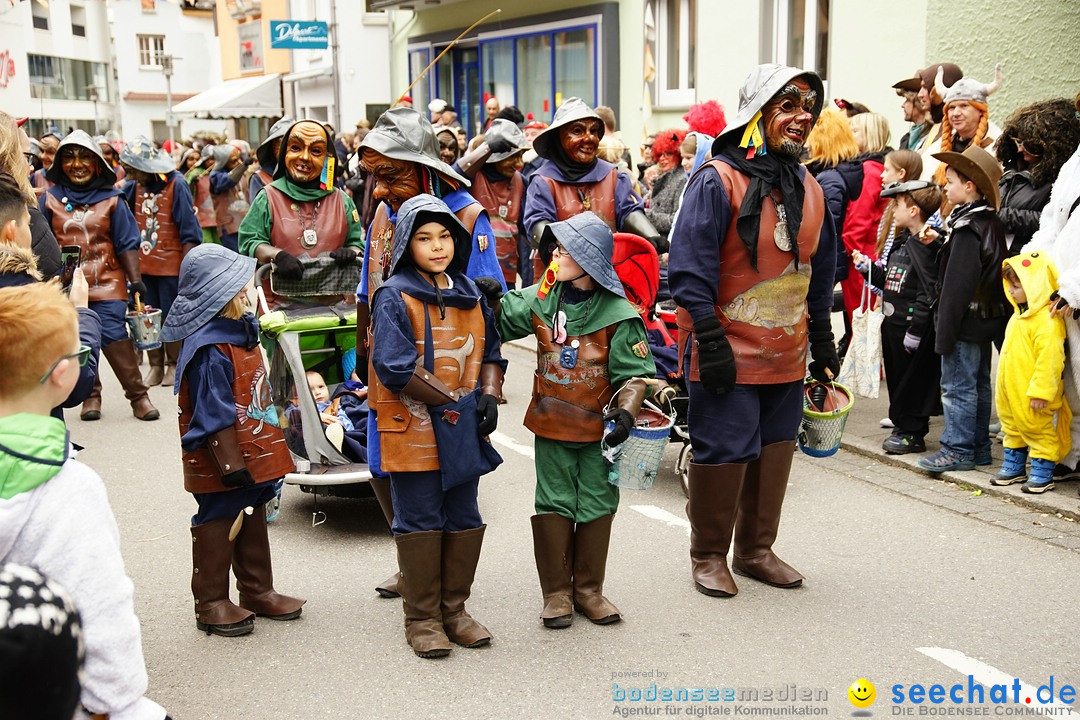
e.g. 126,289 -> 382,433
937,63 -> 1003,107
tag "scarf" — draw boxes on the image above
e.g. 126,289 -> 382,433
716,136 -> 805,271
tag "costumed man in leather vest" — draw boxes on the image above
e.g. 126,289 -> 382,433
523,97 -> 662,282
249,115 -> 292,200
355,107 -> 511,600
207,143 -> 253,253
370,194 -> 505,658
238,120 -> 364,309
463,119 -> 530,288
668,65 -> 840,598
39,130 -> 160,422
187,148 -> 219,244
120,136 -> 202,389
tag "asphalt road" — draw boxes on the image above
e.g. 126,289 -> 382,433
73,341 -> 1080,720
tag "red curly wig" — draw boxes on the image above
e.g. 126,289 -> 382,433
651,128 -> 687,158
683,100 -> 727,137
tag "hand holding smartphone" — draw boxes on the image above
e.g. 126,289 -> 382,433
58,245 -> 81,293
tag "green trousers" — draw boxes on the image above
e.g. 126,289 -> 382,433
534,436 -> 618,523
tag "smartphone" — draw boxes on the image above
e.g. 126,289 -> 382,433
58,245 -> 81,293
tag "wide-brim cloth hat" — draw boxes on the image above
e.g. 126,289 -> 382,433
120,135 -> 175,174
931,144 -> 1003,210
360,107 -> 469,186
256,115 -> 293,168
892,70 -> 924,93
390,193 -> 472,277
160,244 -> 256,342
712,64 -> 825,155
45,130 -> 116,186
486,118 -> 529,163
541,212 -> 625,298
531,97 -> 605,161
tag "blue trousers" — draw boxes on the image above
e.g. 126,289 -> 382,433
142,274 -> 179,321
687,380 -> 803,464
192,481 -> 277,526
939,340 -> 993,462
89,299 -> 130,345
390,470 -> 481,535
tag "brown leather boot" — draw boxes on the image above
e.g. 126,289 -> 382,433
572,514 -> 621,624
191,519 -> 254,637
102,339 -> 159,420
233,506 -> 306,619
369,475 -> 401,598
396,530 -> 452,658
80,374 -> 103,421
160,341 -> 180,387
143,346 -> 165,387
732,441 -> 804,588
687,461 -> 746,597
440,526 -> 491,648
531,513 -> 574,628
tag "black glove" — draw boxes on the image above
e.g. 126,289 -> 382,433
354,354 -> 369,386
221,468 -> 255,488
603,408 -> 634,447
693,315 -> 737,395
243,155 -> 256,166
806,316 -> 841,383
651,234 -> 670,255
329,247 -> 357,266
476,393 -> 498,436
1050,291 -> 1080,320
128,280 -> 148,306
273,250 -> 304,280
473,276 -> 504,308
484,121 -> 516,154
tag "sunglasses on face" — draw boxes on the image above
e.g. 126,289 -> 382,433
39,345 -> 91,384
1012,137 -> 1042,156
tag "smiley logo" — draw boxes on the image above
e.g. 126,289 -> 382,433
848,678 -> 876,708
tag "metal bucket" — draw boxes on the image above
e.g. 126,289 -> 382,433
126,307 -> 162,350
797,380 -> 854,458
602,402 -> 675,490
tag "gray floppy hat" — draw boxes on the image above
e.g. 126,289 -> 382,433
160,244 -> 256,342
256,115 -> 293,168
485,118 -> 529,163
713,64 -> 825,153
360,107 -> 469,187
541,212 -> 625,298
531,97 -> 604,161
120,135 -> 175,174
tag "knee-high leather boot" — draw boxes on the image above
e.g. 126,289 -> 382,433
102,339 -> 159,420
159,341 -> 180,387
572,514 -> 621,624
396,530 -> 452,658
191,519 -> 254,637
232,506 -> 306,619
732,441 -> 804,588
369,475 -> 401,598
80,374 -> 103,421
143,346 -> 165,387
440,526 -> 491,647
531,513 -> 574,628
687,461 -> 746,597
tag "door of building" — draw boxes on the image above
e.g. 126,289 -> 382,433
454,47 -> 480,139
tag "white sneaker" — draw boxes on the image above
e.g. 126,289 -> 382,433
879,418 -> 894,428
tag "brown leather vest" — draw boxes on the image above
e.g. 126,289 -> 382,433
193,173 -> 217,229
178,342 -> 294,494
524,311 -> 616,442
45,192 -> 127,302
677,159 -> 824,384
133,178 -> 182,277
470,171 -> 523,230
212,181 -> 248,235
370,291 -> 486,473
540,168 -> 618,230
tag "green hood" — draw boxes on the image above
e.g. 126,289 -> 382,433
522,282 -> 640,335
269,176 -> 336,202
1002,251 -> 1059,318
0,414 -> 69,500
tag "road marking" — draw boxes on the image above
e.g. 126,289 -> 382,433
630,505 -> 691,535
490,431 -> 534,459
917,647 -> 1079,716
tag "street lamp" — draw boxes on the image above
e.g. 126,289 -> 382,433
162,54 -> 176,147
88,86 -> 100,134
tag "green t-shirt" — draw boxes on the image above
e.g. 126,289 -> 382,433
238,177 -> 364,258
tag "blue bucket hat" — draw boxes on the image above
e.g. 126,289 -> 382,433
160,244 -> 256,342
389,194 -> 472,277
541,212 -> 625,298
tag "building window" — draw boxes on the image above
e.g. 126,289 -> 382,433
70,4 -> 86,37
138,35 -> 166,69
29,54 -> 109,102
769,0 -> 829,81
31,0 -> 49,30
646,0 -> 695,108
407,47 -> 431,111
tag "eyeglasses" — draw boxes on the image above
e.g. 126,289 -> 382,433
39,345 -> 91,384
22,152 -> 35,163
1012,137 -> 1042,157
552,243 -> 570,256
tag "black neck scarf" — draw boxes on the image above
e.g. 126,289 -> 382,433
549,139 -> 598,183
717,135 -> 805,271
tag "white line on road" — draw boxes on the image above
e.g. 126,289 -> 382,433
630,505 -> 691,535
917,647 -> 1079,716
490,431 -> 534,459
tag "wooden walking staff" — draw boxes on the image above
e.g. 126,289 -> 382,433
394,8 -> 502,108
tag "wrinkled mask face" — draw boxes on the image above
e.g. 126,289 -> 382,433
60,146 -> 101,186
437,132 -> 458,166
226,147 -> 242,170
559,119 -> 603,165
361,149 -> 421,213
494,152 -> 524,178
284,122 -> 328,182
762,78 -> 817,158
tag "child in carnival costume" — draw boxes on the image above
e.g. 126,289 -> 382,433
494,212 -> 656,628
161,243 -> 305,637
369,194 -> 506,658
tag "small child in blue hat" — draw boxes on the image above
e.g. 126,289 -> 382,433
161,243 -> 305,638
